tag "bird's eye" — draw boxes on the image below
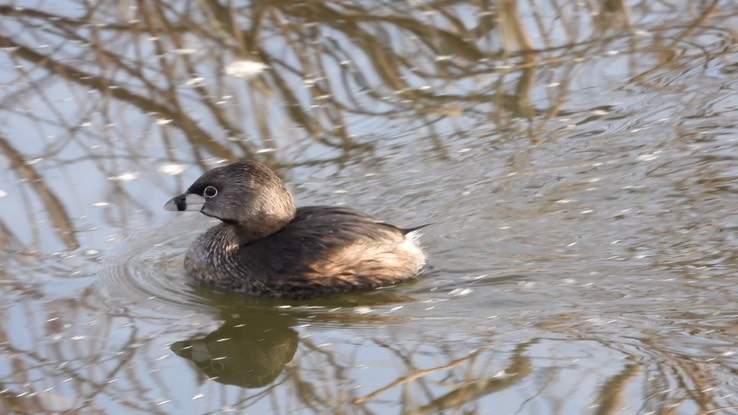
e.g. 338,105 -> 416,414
203,186 -> 218,198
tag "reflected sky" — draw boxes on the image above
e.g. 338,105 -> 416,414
1,1 -> 738,414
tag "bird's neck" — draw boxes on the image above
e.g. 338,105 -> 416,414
230,213 -> 293,244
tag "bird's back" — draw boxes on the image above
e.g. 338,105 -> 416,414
185,206 -> 426,298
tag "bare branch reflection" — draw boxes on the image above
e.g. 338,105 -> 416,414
0,0 -> 736,413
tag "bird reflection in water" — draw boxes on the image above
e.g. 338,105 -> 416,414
171,306 -> 298,388
170,287 -> 416,388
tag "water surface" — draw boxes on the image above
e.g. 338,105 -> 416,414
1,1 -> 738,414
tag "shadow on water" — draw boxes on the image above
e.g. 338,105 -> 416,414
1,0 -> 738,413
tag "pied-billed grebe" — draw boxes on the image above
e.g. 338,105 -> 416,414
164,161 -> 426,298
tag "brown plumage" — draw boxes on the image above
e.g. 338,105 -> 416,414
164,161 -> 426,298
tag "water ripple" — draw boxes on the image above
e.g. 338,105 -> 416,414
97,214 -> 217,318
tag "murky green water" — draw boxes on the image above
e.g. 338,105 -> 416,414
1,1 -> 738,414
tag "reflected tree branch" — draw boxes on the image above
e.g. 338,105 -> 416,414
0,137 -> 79,250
